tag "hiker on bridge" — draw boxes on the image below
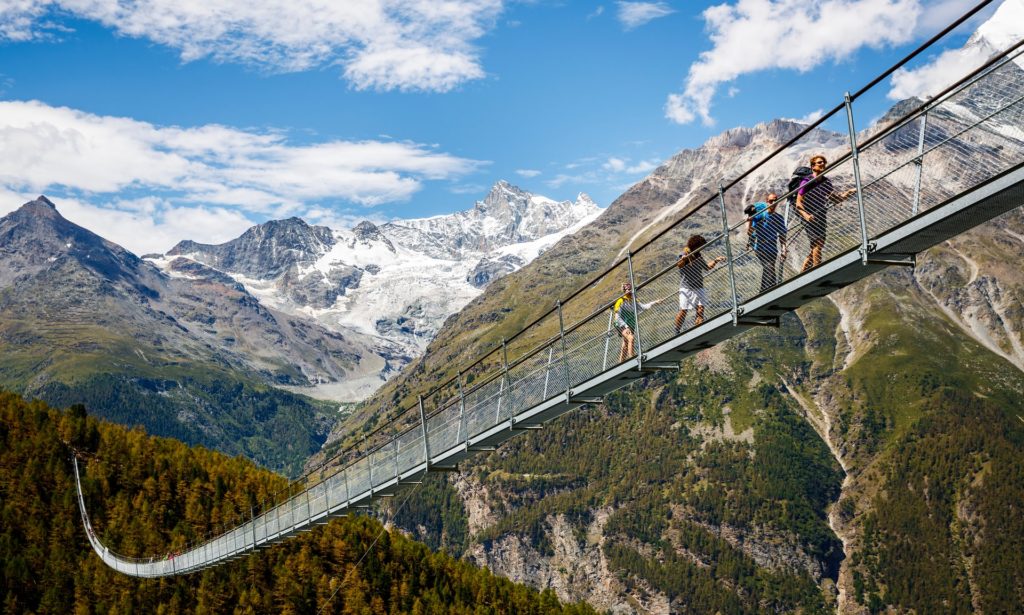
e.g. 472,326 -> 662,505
795,154 -> 856,271
746,193 -> 787,291
613,282 -> 654,362
675,234 -> 725,333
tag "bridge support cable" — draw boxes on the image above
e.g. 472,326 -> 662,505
73,15 -> 1024,577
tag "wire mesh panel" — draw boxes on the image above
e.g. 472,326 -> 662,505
370,445 -> 394,490
506,338 -> 560,414
395,424 -> 425,474
308,481 -> 327,519
347,457 -> 370,498
426,398 -> 462,455
461,370 -> 503,438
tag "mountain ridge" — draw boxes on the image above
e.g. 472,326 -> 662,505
150,180 -> 601,400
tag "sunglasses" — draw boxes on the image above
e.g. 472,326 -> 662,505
811,160 -> 827,166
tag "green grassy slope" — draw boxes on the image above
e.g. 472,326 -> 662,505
0,319 -> 335,477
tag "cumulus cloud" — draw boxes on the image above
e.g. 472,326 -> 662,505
617,1 -> 674,30
0,0 -> 503,92
603,156 -> 660,174
888,44 -> 990,100
666,0 -> 921,125
0,190 -> 257,255
783,108 -> 825,124
0,100 -> 482,252
0,100 -> 480,206
889,0 -> 1024,100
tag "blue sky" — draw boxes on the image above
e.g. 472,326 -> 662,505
0,0 -> 1005,254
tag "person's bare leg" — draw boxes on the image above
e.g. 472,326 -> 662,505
695,305 -> 705,326
802,251 -> 813,272
675,309 -> 687,333
811,242 -> 823,268
619,330 -> 634,362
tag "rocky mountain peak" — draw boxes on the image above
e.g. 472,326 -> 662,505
165,216 -> 336,279
0,196 -> 144,289
353,220 -> 383,241
476,180 -> 531,216
245,216 -> 334,250
21,195 -> 59,216
705,118 -> 818,150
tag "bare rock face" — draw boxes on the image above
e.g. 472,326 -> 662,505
467,254 -> 525,288
467,509 -> 647,614
168,217 -> 336,278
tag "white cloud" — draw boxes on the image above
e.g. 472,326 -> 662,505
604,156 -> 659,174
617,1 -> 674,30
0,192 -> 258,255
0,100 -> 483,252
515,168 -> 542,178
603,157 -> 627,173
783,108 -> 825,124
889,0 -> 1024,100
0,100 -> 481,207
0,0 -> 503,92
625,158 -> 660,174
666,0 -> 921,125
888,44 -> 990,100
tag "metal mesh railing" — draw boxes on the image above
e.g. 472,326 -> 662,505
74,11 -> 1024,577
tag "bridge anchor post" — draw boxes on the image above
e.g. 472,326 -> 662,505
844,92 -> 871,265
718,184 -> 740,326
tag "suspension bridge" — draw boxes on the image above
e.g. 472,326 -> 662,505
74,4 -> 1024,577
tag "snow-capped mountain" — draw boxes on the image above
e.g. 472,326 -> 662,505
151,181 -> 601,400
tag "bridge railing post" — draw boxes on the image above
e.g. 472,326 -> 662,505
844,92 -> 870,263
626,251 -> 644,369
393,421 -> 400,482
343,467 -> 350,507
418,394 -> 430,470
495,338 -> 507,423
542,347 -> 554,400
557,300 -> 570,402
912,109 -> 928,216
365,437 -> 373,498
718,184 -> 740,325
602,310 -> 614,370
456,370 -> 467,445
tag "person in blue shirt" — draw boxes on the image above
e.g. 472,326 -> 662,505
746,193 -> 787,292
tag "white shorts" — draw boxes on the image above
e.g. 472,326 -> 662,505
679,286 -> 707,310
